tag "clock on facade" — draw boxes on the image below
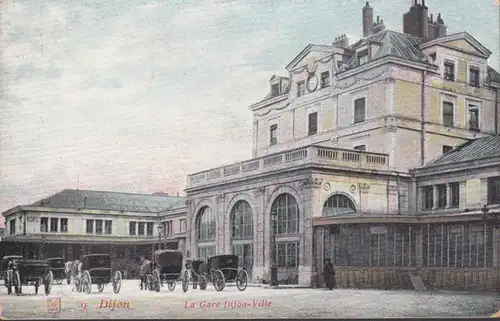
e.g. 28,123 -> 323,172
306,74 -> 318,92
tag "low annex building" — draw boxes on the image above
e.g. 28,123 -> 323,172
1,189 -> 188,275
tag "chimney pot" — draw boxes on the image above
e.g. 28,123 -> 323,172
377,15 -> 380,23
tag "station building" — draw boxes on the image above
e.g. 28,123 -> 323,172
1,189 -> 187,276
184,0 -> 500,290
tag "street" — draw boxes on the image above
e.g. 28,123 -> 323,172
0,280 -> 498,319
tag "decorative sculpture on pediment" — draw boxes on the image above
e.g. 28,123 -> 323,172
359,183 -> 370,193
387,185 -> 398,194
253,187 -> 265,198
382,125 -> 397,132
333,69 -> 387,90
299,178 -> 323,190
215,194 -> 225,204
383,77 -> 396,84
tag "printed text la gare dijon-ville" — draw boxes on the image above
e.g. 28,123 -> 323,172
185,299 -> 272,309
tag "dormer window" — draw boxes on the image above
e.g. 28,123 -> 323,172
320,71 -> 330,88
297,81 -> 305,97
271,84 -> 280,97
444,60 -> 455,81
357,49 -> 369,65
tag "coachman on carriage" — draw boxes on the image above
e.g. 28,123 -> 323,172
183,255 -> 248,292
1,256 -> 53,296
76,254 -> 122,294
149,250 -> 185,292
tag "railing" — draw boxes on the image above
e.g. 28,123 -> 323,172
187,145 -> 389,188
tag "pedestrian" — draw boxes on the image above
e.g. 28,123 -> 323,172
138,255 -> 151,290
323,258 -> 335,290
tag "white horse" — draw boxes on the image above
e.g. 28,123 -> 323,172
65,260 -> 82,291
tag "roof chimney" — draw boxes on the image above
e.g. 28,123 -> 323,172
362,2 -> 373,37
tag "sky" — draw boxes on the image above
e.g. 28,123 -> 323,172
0,0 -> 499,227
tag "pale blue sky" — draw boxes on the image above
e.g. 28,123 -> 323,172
1,0 -> 499,225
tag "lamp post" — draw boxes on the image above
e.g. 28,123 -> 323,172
158,224 -> 163,251
270,211 -> 278,287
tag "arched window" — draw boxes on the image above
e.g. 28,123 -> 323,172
271,193 -> 299,235
196,206 -> 215,241
322,194 -> 356,216
231,200 -> 253,239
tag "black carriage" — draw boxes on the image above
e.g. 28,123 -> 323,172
3,258 -> 53,296
149,250 -> 185,292
46,258 -> 66,285
1,255 -> 23,294
78,254 -> 122,294
182,259 -> 209,291
206,255 -> 248,292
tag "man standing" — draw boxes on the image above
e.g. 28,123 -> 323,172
138,255 -> 151,291
323,258 -> 335,290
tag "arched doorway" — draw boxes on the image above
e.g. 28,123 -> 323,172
195,206 -> 216,259
270,193 -> 300,284
230,200 -> 253,277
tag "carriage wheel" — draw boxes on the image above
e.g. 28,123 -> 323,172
212,270 -> 225,292
182,270 -> 189,293
152,270 -> 160,292
44,271 -> 53,295
82,271 -> 92,294
112,271 -> 122,294
199,275 -> 207,290
236,270 -> 248,291
167,280 -> 176,291
14,270 -> 22,296
97,283 -> 104,293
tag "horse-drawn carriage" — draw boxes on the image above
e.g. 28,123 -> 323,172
183,255 -> 248,292
77,254 -> 122,294
46,257 -> 66,285
148,250 -> 186,292
1,256 -> 53,295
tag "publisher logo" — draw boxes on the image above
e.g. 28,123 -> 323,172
46,297 -> 61,314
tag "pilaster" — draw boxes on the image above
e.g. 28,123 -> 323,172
252,187 -> 266,281
215,193 -> 225,255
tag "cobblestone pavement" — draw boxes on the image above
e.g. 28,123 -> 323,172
0,280 -> 498,319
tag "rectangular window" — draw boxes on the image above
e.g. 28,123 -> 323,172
308,112 -> 318,136
129,222 -> 136,236
450,182 -> 459,207
297,81 -> 305,97
357,49 -> 368,65
469,67 -> 480,87
105,220 -> 112,235
444,60 -> 455,81
422,186 -> 434,210
271,84 -> 280,97
437,184 -> 447,208
180,219 -> 186,233
138,222 -> 145,235
95,220 -> 103,234
86,219 -> 94,234
40,217 -> 48,232
146,222 -> 154,236
269,124 -> 278,146
320,71 -> 330,88
60,218 -> 68,233
468,106 -> 479,131
442,101 -> 454,127
354,98 -> 366,123
442,145 -> 453,154
164,221 -> 172,235
9,219 -> 16,235
354,145 -> 366,151
488,176 -> 500,204
50,218 -> 58,232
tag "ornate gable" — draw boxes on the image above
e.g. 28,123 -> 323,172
285,44 -> 333,72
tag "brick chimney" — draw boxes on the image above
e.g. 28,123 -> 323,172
403,0 -> 431,39
362,2 -> 373,37
372,15 -> 386,34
